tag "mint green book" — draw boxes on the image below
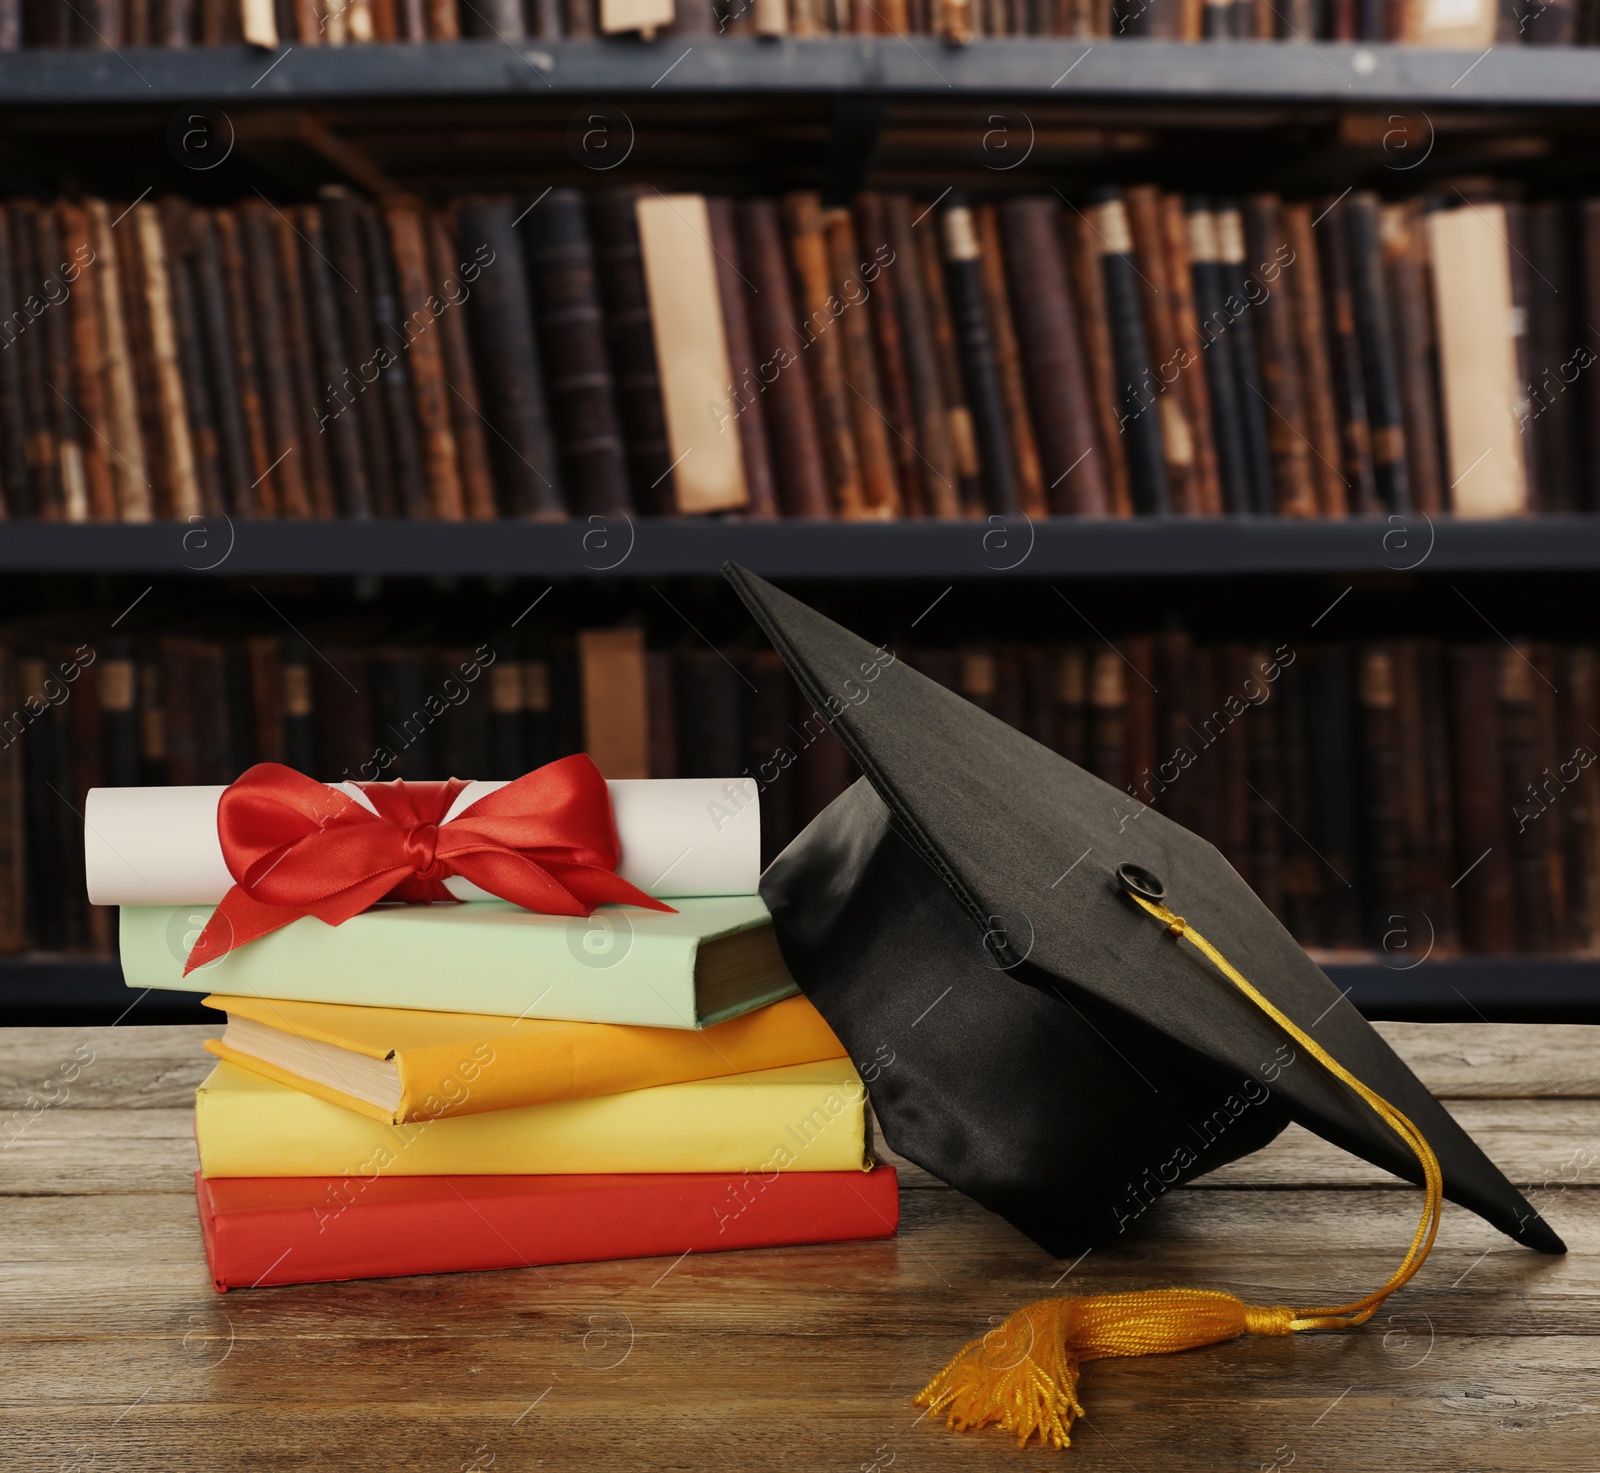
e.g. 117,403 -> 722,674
118,898 -> 795,1028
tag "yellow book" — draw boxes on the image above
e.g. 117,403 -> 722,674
202,992 -> 847,1126
195,1058 -> 872,1179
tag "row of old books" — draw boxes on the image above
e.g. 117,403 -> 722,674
2,0 -> 1590,46
7,621 -> 1598,960
0,185 -> 1589,525
88,774 -> 894,1289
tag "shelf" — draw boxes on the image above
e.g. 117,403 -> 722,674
0,515 -> 1596,579
1,38 -> 1600,108
4,954 -> 1598,1026
1327,956 -> 1600,1024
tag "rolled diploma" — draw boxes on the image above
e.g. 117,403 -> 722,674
84,778 -> 760,906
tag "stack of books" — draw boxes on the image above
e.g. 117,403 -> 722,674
93,774 -> 897,1290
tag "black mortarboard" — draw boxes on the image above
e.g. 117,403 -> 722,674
725,563 -> 1562,1262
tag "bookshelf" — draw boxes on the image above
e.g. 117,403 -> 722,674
2,516 -> 1600,578
1,34 -> 1596,1022
5,39 -> 1600,107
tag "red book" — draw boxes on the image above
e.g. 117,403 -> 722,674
196,1166 -> 900,1291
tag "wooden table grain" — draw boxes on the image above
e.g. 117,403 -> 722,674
2,1022 -> 1597,1471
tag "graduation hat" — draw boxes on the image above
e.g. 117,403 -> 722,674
724,563 -> 1562,1450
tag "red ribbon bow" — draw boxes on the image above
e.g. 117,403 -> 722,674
184,756 -> 673,974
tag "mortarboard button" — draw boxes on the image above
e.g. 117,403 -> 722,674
1114,862 -> 1165,902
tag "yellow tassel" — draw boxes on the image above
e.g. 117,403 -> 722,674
916,1290 -> 1296,1451
916,890 -> 1445,1451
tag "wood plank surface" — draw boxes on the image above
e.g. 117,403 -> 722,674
2,1022 -> 1597,1472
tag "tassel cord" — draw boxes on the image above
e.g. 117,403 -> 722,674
1129,894 -> 1443,1332
914,888 -> 1446,1450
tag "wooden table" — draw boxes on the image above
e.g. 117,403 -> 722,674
3,1021 -> 1597,1471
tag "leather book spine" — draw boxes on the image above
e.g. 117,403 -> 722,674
467,0 -> 524,29
975,203 -> 1049,518
998,196 -> 1108,516
736,199 -> 831,519
8,207 -> 61,520
530,0 -> 562,31
825,204 -> 902,518
161,202 -> 227,519
137,202 -> 204,518
915,207 -> 985,514
57,203 -> 118,521
382,199 -> 465,519
159,0 -> 192,42
426,0 -> 458,35
1503,203 -> 1542,511
0,645 -> 26,950
296,203 -> 374,519
853,194 -> 922,516
707,196 -> 780,519
245,636 -> 284,765
1186,205 -> 1251,513
1381,203 -> 1447,516
213,208 -> 277,518
270,209 -> 335,519
198,0 -> 226,41
1358,644 -> 1408,923
521,187 -> 632,517
1327,0 -> 1354,30
0,0 -> 18,45
1316,194 -> 1380,515
784,191 -> 866,518
1091,193 -> 1168,515
1304,644 -> 1363,948
673,648 -> 744,779
1280,202 -> 1347,518
117,206 -> 170,517
37,207 -> 89,522
741,649 -> 796,865
1242,195 -> 1317,517
1557,647 -> 1600,948
1063,208 -> 1132,516
356,198 -> 431,519
1524,201 -> 1579,512
309,649 -> 371,784
1272,653 -> 1321,946
579,628 -> 651,780
1345,193 -> 1411,512
883,194 -> 961,518
278,644 -> 314,776
1244,646 -> 1284,918
319,192 -> 399,520
239,203 -> 311,517
487,652 -> 525,779
1086,648 -> 1128,792
1158,192 -> 1222,516
1499,644 -> 1561,951
426,211 -> 497,520
0,211 -> 28,518
940,200 -> 1021,515
1214,204 -> 1274,516
1524,0 -> 1575,39
1126,185 -> 1199,514
563,0 -> 593,34
188,210 -> 254,520
1398,641 -> 1460,950
645,648 -> 675,779
1585,201 -> 1600,512
454,196 -> 564,519
88,200 -> 150,522
587,186 -> 673,513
